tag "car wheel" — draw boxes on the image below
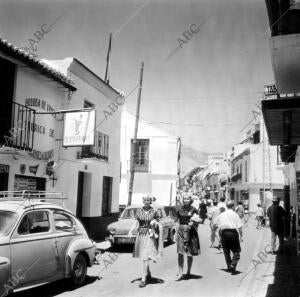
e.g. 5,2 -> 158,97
71,253 -> 87,286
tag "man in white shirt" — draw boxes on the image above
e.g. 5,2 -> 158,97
217,197 -> 227,212
217,200 -> 242,274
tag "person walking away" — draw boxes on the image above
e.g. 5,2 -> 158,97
129,195 -> 163,288
255,204 -> 264,229
217,197 -> 227,212
199,199 -> 207,224
217,200 -> 242,275
174,195 -> 201,281
207,200 -> 220,247
267,196 -> 286,255
235,201 -> 245,242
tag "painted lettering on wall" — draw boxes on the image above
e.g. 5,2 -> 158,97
24,98 -> 56,138
30,149 -> 54,161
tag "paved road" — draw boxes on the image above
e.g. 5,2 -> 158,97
13,217 -> 265,297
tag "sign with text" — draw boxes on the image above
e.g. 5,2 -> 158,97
264,84 -> 278,97
63,110 -> 96,147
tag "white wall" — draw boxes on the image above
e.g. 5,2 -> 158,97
54,60 -> 121,216
119,111 -> 179,206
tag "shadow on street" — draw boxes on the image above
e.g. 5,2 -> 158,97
11,275 -> 99,297
265,239 -> 300,297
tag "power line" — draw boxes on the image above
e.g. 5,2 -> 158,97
148,121 -> 240,127
143,91 -> 263,101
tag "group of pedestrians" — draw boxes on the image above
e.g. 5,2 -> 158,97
129,192 -> 287,288
129,194 -> 202,287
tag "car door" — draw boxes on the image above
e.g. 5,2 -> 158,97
52,210 -> 82,275
10,210 -> 59,287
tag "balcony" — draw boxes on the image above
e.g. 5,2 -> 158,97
77,131 -> 109,161
127,159 -> 151,173
230,173 -> 242,183
0,102 -> 35,151
77,150 -> 108,161
262,97 -> 300,145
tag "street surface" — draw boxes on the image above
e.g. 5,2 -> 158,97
13,217 -> 267,297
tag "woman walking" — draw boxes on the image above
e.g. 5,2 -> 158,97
129,195 -> 163,288
174,195 -> 201,281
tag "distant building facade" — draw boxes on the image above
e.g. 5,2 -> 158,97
119,110 -> 180,207
229,118 -> 284,212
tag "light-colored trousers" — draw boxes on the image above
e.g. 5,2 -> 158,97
271,231 -> 284,252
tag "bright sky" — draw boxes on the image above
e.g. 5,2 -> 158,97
0,0 -> 274,154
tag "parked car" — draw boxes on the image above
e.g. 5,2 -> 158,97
0,199 -> 97,296
106,205 -> 176,245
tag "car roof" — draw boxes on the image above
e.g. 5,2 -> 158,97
0,200 -> 70,215
124,205 -> 167,210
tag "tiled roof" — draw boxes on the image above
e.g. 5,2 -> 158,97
0,37 -> 76,91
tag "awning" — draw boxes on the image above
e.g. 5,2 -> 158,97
279,144 -> 297,162
262,98 -> 300,145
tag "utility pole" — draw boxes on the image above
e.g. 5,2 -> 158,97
128,62 -> 144,206
104,33 -> 112,84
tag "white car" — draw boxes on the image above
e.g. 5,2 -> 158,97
106,205 -> 176,245
0,199 -> 96,296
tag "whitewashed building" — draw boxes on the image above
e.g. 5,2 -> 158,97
0,38 -> 123,239
229,117 -> 284,212
119,110 -> 180,207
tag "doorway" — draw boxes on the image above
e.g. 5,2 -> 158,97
0,57 -> 15,145
0,164 -> 9,191
102,176 -> 113,216
77,171 -> 92,218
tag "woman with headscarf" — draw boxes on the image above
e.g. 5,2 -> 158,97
129,195 -> 163,288
174,195 -> 201,281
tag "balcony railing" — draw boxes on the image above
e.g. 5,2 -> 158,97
127,159 -> 151,173
230,173 -> 242,183
1,102 -> 35,151
77,150 -> 108,161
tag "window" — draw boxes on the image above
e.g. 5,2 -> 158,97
81,131 -> 109,161
53,211 -> 75,231
131,139 -> 149,172
0,211 -> 18,235
18,211 -> 50,234
245,160 -> 248,182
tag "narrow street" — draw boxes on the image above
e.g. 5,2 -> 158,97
13,216 -> 265,297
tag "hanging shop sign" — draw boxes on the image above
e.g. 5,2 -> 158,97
29,164 -> 39,175
264,84 -> 278,97
63,110 -> 96,147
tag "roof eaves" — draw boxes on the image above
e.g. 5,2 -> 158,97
0,37 -> 76,91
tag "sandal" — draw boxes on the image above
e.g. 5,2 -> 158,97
139,280 -> 146,288
175,275 -> 184,281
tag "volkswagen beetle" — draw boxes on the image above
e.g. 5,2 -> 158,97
0,199 -> 96,296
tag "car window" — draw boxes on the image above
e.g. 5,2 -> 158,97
0,211 -> 18,236
18,211 -> 50,235
53,211 -> 75,231
156,208 -> 166,218
121,208 -> 138,219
